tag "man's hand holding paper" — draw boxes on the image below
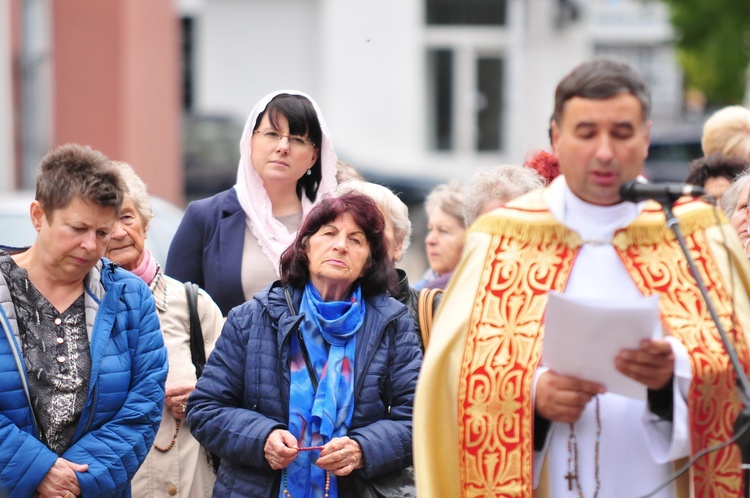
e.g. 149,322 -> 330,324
616,338 -> 674,390
541,291 -> 670,400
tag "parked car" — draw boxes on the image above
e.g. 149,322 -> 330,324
644,118 -> 705,182
0,191 -> 184,267
183,114 -> 242,201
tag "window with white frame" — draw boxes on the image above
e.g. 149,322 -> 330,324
425,1 -> 508,153
594,44 -> 682,119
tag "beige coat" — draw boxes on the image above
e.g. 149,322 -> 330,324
132,269 -> 224,498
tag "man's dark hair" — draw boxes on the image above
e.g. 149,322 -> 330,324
552,59 -> 651,124
685,153 -> 750,187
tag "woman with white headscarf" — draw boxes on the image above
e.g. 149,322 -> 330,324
167,91 -> 338,315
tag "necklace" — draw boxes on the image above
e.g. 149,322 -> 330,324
282,468 -> 330,498
153,418 -> 180,452
581,238 -> 610,247
565,395 -> 601,497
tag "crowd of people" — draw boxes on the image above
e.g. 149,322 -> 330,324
1,58 -> 750,498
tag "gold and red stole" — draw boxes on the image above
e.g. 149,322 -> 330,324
457,192 -> 750,497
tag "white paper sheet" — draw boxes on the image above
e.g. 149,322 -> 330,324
542,291 -> 661,400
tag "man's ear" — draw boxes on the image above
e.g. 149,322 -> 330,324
550,120 -> 561,158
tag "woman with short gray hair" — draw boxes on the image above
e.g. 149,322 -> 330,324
414,181 -> 466,290
463,164 -> 544,226
720,171 -> 750,256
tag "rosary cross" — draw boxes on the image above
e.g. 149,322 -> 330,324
564,471 -> 576,491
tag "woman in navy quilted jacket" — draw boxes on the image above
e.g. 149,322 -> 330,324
187,193 -> 422,497
0,144 -> 168,498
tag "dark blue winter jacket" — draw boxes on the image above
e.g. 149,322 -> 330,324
0,259 -> 168,498
187,283 -> 422,497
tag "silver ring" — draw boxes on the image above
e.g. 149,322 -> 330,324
180,403 -> 186,412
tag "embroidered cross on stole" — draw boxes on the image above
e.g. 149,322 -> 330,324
456,199 -> 750,497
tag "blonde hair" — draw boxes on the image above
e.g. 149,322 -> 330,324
702,106 -> 750,160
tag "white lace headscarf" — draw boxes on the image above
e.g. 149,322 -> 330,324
234,90 -> 338,276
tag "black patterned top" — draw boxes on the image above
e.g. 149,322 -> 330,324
0,252 -> 91,455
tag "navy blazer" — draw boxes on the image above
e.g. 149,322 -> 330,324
166,188 -> 246,315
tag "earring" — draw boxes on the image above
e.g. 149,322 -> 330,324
306,169 -> 312,176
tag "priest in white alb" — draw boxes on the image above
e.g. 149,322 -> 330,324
414,59 -> 750,497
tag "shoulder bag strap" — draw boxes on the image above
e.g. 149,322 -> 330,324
418,288 -> 431,349
185,281 -> 207,379
284,287 -> 318,390
425,288 -> 442,334
418,288 -> 443,350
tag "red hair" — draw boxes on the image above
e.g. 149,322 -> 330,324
524,149 -> 561,184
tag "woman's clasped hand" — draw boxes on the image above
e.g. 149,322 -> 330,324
264,430 -> 363,476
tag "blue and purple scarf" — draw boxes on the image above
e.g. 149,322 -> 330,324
283,282 -> 365,497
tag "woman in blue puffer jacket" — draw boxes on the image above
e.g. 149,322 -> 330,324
0,144 -> 167,498
187,193 -> 422,497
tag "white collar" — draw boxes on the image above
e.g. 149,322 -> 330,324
547,176 -> 645,243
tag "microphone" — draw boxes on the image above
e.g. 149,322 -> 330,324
619,180 -> 706,204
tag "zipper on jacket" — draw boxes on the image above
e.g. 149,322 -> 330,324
82,383 -> 98,435
385,321 -> 396,416
353,313 -> 401,399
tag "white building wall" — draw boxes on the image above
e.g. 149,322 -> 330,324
195,0 -> 322,120
515,0 -> 592,159
183,0 -> 680,184
319,0 -> 425,176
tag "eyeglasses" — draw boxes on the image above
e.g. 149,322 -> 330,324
253,130 -> 316,149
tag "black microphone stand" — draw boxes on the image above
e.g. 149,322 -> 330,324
660,200 -> 750,497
